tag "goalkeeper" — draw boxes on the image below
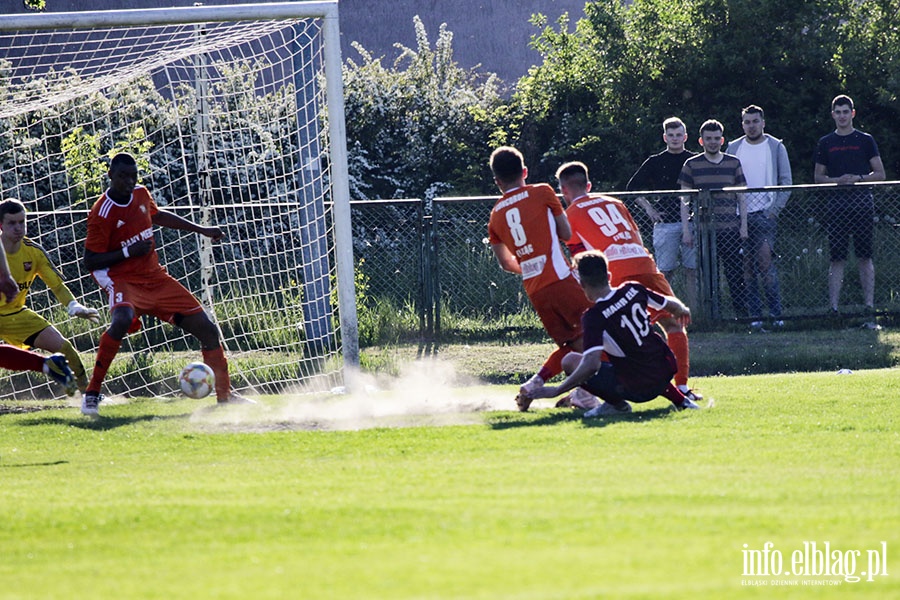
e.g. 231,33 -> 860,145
0,199 -> 94,395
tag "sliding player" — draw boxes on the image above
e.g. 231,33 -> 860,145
556,161 -> 702,402
521,250 -> 699,415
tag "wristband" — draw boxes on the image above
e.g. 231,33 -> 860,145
122,245 -> 130,258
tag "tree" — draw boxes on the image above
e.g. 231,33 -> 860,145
343,16 -> 504,200
506,0 -> 889,188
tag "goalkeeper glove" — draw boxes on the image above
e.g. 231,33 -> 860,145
67,300 -> 101,323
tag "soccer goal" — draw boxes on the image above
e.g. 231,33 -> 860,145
0,2 -> 357,400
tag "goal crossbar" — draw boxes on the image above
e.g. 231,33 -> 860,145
0,2 -> 339,30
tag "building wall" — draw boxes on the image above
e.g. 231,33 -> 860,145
3,0 -> 586,84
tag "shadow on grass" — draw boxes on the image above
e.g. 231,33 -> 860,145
486,406 -> 674,430
0,460 -> 68,468
19,412 -> 188,431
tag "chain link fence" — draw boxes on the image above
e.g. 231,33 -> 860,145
349,182 -> 900,343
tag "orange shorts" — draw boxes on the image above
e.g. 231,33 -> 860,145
96,269 -> 204,324
529,276 -> 592,347
613,271 -> 675,324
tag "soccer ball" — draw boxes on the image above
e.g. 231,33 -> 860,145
179,362 -> 215,399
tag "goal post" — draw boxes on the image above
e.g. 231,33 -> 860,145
0,2 -> 357,400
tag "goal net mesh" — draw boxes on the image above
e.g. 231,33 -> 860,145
0,12 -> 345,401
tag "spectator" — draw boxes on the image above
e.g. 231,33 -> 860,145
728,105 -> 792,329
814,94 -> 885,325
679,119 -> 748,318
627,117 -> 698,309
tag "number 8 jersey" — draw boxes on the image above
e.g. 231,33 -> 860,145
487,183 -> 573,297
582,282 -> 677,395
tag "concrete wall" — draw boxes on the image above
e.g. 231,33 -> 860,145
3,0 -> 586,84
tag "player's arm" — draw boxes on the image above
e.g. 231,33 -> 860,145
0,243 -> 18,302
491,243 -> 521,274
553,212 -> 572,242
528,351 -> 602,399
661,296 -> 691,327
46,280 -> 101,323
43,265 -> 99,323
153,209 -> 224,241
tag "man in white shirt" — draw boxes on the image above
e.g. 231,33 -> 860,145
727,105 -> 792,329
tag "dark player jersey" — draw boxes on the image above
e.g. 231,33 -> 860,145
581,282 -> 677,394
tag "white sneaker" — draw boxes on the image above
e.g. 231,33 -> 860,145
584,401 -> 632,418
81,391 -> 102,416
564,387 -> 600,410
676,398 -> 701,411
217,391 -> 257,405
519,374 -> 544,397
516,374 -> 544,412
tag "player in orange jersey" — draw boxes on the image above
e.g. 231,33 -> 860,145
555,161 -> 701,402
487,147 -> 597,411
81,153 -> 254,415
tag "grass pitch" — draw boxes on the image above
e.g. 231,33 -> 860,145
1,368 -> 898,599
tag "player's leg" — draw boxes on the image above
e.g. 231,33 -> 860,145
0,344 -> 75,393
176,310 -> 235,402
82,304 -> 134,415
31,326 -> 88,392
519,277 -> 594,411
0,312 -> 76,393
581,363 -> 632,417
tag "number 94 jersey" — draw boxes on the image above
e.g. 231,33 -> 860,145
582,282 -> 677,393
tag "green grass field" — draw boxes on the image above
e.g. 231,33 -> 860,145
1,368 -> 898,599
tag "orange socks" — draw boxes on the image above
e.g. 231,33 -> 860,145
667,330 -> 690,388
202,346 -> 231,400
87,332 -> 122,393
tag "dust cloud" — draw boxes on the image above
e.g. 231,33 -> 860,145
190,360 -> 537,432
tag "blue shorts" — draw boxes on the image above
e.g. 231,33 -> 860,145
652,222 -> 697,272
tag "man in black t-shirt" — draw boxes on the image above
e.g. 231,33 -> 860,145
627,117 -> 698,309
813,94 -> 885,317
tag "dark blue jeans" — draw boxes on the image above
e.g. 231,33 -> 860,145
744,212 -> 782,319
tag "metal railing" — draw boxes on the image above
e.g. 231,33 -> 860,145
350,181 -> 900,341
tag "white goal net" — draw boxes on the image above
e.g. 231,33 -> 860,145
0,2 -> 356,401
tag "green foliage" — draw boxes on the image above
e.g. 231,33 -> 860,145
61,126 -> 103,202
506,0 -> 899,188
343,16 -> 504,199
23,0 -> 45,10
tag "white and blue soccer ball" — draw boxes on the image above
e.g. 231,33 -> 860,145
179,362 -> 215,399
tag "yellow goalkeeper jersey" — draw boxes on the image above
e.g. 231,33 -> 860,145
1,237 -> 75,316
